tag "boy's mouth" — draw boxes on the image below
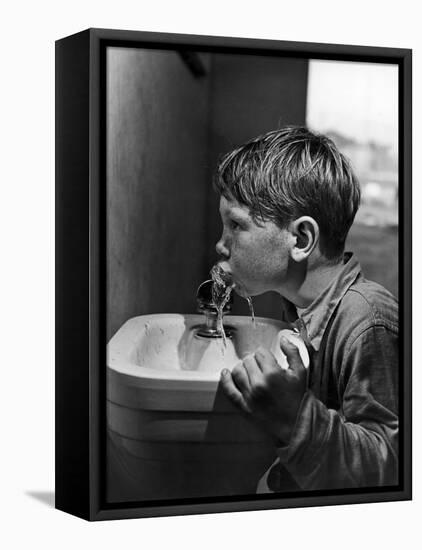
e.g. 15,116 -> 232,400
215,262 -> 248,297
215,261 -> 233,283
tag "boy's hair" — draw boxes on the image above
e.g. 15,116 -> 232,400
214,126 -> 361,260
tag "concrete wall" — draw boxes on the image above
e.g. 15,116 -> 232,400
107,48 -> 212,340
206,53 -> 309,318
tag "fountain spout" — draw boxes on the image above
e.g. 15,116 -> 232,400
195,279 -> 234,338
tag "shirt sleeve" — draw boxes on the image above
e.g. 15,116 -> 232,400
276,324 -> 399,490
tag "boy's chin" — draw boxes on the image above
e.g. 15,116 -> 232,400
234,285 -> 260,298
234,287 -> 246,298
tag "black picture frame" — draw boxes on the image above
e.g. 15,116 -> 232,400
55,28 -> 412,521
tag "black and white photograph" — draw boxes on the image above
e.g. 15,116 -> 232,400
103,36 -> 408,507
4,0 -> 422,547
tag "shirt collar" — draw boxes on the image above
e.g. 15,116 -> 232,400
288,252 -> 362,352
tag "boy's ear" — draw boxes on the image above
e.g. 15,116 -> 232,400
289,216 -> 319,262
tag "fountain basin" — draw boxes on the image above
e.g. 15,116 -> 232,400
106,313 -> 309,501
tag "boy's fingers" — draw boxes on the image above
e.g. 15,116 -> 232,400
231,361 -> 252,395
279,336 -> 305,372
254,346 -> 279,373
220,369 -> 251,414
242,353 -> 264,386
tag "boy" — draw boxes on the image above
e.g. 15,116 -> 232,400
216,126 -> 398,491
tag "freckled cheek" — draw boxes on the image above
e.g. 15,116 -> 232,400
246,257 -> 273,281
231,242 -> 266,280
245,239 -> 286,281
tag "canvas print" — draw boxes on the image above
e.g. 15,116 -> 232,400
105,46 -> 399,504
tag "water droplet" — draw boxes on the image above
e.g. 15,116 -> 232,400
245,296 -> 256,328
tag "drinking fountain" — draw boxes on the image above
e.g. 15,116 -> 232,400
106,275 -> 309,502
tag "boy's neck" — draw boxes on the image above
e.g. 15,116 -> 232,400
281,257 -> 345,309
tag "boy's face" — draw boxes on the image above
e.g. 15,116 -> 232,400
215,195 -> 294,297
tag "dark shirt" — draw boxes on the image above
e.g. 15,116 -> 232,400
262,252 -> 399,491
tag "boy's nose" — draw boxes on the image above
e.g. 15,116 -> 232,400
215,237 -> 229,258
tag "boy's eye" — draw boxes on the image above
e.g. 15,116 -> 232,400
230,220 -> 240,230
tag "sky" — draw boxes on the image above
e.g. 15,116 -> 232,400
306,60 -> 398,150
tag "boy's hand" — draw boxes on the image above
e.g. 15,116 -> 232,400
220,336 -> 308,445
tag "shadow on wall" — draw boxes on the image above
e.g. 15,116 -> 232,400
206,53 -> 309,320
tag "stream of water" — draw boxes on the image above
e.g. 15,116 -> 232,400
245,296 -> 256,327
210,265 -> 256,351
210,264 -> 234,348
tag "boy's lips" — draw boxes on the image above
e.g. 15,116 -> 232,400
216,262 -> 248,296
216,262 -> 234,283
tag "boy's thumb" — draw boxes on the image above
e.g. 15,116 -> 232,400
279,335 -> 306,372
